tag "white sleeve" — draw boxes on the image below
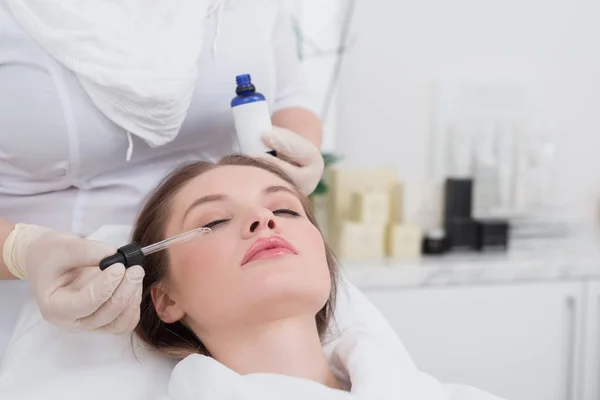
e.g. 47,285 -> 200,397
271,2 -> 320,116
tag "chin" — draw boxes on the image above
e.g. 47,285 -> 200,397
245,258 -> 331,317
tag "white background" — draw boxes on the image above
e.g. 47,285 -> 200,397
333,0 -> 600,224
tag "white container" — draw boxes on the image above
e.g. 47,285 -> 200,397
231,74 -> 272,155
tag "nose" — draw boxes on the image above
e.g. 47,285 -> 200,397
242,209 -> 279,239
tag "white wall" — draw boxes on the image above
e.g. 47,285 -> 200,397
336,0 -> 600,223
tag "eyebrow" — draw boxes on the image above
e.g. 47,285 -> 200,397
181,185 -> 298,225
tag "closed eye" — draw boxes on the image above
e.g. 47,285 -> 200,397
202,209 -> 299,228
202,219 -> 230,229
273,208 -> 301,217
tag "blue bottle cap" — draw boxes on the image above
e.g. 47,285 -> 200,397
235,74 -> 255,94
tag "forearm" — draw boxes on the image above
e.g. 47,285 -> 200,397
0,217 -> 17,280
272,107 -> 323,149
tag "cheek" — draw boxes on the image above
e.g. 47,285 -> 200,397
167,236 -> 239,322
170,238 -> 224,280
293,222 -> 332,293
299,222 -> 328,264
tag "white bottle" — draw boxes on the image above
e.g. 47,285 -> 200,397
231,74 -> 273,155
473,123 -> 499,217
495,120 -> 516,212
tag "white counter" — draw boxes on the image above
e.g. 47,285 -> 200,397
341,235 -> 600,289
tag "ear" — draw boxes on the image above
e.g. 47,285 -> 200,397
151,286 -> 186,324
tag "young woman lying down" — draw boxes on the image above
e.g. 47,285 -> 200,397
132,154 -> 504,400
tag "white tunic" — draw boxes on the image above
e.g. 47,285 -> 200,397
0,0 -> 317,236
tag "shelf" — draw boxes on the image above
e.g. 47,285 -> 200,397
340,235 -> 600,289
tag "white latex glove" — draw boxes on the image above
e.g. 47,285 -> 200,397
259,126 -> 325,196
3,223 -> 144,334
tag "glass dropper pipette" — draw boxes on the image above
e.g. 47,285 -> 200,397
99,227 -> 211,270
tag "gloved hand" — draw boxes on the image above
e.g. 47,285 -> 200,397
3,223 -> 144,334
259,126 -> 325,196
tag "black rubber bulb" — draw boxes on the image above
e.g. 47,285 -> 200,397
98,242 -> 145,270
99,253 -> 127,271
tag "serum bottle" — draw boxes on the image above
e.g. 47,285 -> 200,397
231,74 -> 275,155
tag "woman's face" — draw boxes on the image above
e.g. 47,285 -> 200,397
153,165 -> 331,335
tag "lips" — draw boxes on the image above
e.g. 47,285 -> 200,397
241,236 -> 297,266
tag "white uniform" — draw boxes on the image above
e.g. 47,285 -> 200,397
0,0 -> 317,236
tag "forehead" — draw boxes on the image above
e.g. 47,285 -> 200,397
175,165 -> 293,203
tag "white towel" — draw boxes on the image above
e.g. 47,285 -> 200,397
159,330 -> 505,400
5,0 -> 211,147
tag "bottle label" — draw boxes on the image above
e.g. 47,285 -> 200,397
232,101 -> 273,155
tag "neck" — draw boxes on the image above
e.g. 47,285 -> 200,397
199,315 -> 341,390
